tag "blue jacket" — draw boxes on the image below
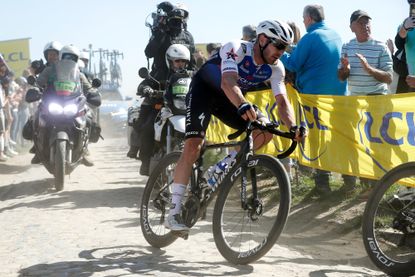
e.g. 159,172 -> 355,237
281,21 -> 346,95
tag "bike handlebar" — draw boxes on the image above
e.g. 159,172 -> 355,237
228,120 -> 298,159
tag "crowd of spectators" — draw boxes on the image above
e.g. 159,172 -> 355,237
0,59 -> 33,162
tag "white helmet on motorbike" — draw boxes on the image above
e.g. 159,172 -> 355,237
43,41 -> 63,60
165,44 -> 190,71
79,51 -> 89,62
256,20 -> 293,45
59,44 -> 81,62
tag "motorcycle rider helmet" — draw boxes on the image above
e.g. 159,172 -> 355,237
43,41 -> 63,60
256,20 -> 293,45
165,44 -> 190,72
79,51 -> 89,63
59,44 -> 81,62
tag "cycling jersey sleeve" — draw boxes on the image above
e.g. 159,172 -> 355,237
220,41 -> 245,74
269,61 -> 287,96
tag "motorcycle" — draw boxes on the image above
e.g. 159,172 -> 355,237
138,67 -> 189,173
25,59 -> 101,191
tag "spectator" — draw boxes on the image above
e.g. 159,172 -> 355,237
393,15 -> 415,93
193,49 -> 207,68
0,57 -> 10,161
14,77 -> 30,146
242,24 -> 256,41
338,10 -> 393,192
280,4 -> 347,196
206,42 -> 221,57
338,10 -> 393,95
284,21 -> 302,87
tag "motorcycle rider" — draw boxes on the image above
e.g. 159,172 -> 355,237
31,44 -> 97,166
127,1 -> 196,161
131,44 -> 192,176
28,41 -> 62,163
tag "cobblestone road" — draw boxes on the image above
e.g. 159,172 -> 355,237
0,137 -> 384,277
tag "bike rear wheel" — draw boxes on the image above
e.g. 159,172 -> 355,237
362,162 -> 415,277
140,151 -> 182,248
212,154 -> 291,264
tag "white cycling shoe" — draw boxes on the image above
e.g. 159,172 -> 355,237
164,214 -> 189,232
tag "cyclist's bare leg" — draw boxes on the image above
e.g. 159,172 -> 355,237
174,137 -> 204,185
165,137 -> 204,232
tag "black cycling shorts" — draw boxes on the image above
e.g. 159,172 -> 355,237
184,77 -> 266,139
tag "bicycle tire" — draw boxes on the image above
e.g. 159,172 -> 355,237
212,154 -> 291,264
140,151 -> 182,248
362,162 -> 415,277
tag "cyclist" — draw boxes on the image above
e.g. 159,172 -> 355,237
165,19 -> 307,232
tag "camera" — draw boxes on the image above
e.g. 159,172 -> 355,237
31,59 -> 45,75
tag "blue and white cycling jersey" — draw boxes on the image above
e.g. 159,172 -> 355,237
196,40 -> 286,96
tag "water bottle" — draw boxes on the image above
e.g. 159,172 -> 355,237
206,151 -> 237,191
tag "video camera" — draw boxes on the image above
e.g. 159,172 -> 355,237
31,59 -> 46,75
151,1 -> 174,31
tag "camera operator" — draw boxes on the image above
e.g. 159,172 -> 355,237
144,2 -> 196,83
127,2 -> 196,163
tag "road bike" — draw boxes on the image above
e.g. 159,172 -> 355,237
140,120 -> 298,264
362,162 -> 415,276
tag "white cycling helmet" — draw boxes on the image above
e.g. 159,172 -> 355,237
256,20 -> 293,45
43,41 -> 63,59
165,44 -> 190,69
59,44 -> 81,62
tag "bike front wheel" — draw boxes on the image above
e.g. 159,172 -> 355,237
362,162 -> 415,277
212,154 -> 291,264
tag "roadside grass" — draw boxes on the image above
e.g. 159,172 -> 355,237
290,166 -> 372,232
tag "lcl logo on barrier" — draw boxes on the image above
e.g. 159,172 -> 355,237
0,52 -> 29,62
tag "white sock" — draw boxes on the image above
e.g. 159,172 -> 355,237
169,183 -> 186,216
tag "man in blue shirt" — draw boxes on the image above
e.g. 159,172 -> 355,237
280,4 -> 347,195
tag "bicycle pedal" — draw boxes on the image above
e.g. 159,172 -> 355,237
171,230 -> 189,240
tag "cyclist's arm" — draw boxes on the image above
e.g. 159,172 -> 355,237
274,94 -> 295,128
270,62 -> 305,140
221,72 -> 256,121
220,41 -> 256,121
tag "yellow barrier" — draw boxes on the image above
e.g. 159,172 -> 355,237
206,85 -> 415,180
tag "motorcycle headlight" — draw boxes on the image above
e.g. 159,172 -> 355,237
173,98 -> 186,110
63,104 -> 78,116
48,103 -> 64,115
